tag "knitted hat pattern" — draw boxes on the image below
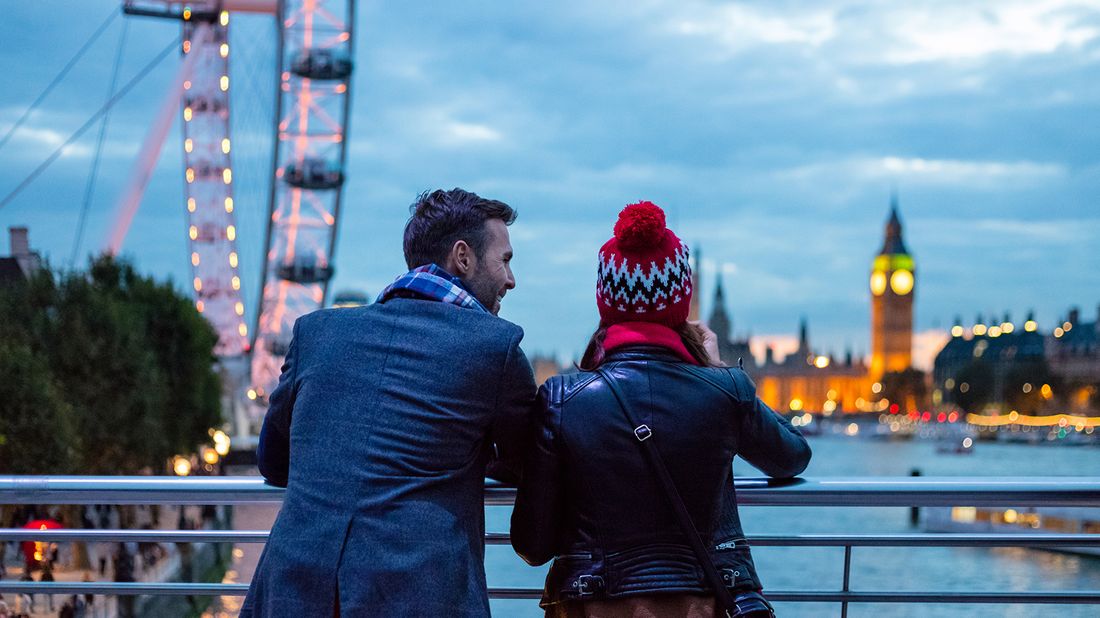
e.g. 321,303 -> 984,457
596,201 -> 692,326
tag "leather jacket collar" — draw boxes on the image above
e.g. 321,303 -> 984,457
603,345 -> 687,364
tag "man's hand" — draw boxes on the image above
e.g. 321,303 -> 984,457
688,320 -> 723,365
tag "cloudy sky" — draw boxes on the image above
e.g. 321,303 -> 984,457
1,0 -> 1098,367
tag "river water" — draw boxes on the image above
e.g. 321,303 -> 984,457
484,435 -> 1100,617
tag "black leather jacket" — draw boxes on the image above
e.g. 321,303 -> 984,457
510,346 -> 812,607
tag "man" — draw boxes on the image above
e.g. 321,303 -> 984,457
241,189 -> 536,617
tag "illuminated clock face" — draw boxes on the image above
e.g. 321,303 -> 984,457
890,269 -> 914,295
870,271 -> 887,296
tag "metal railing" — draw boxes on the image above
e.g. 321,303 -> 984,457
2,475 -> 1100,613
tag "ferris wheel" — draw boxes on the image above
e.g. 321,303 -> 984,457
117,0 -> 355,417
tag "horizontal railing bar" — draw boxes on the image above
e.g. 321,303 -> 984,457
0,583 -> 1097,604
766,591 -> 1100,604
0,529 -> 270,543
3,475 -> 1100,507
747,533 -> 1100,547
4,529 -> 1098,548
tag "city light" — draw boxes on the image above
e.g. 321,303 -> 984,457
235,301 -> 245,316
225,197 -> 234,213
184,138 -> 193,153
191,252 -> 200,266
183,7 -> 192,21
220,10 -> 229,26
951,325 -> 964,337
229,252 -> 239,268
226,225 -> 236,241
189,225 -> 198,240
972,324 -> 988,336
182,40 -> 191,54
184,107 -> 193,121
814,355 -> 830,368
223,168 -> 233,184
1024,320 -> 1038,332
1001,322 -> 1014,333
988,326 -> 1002,338
187,198 -> 196,213
193,277 -> 202,292
789,398 -> 804,411
196,300 -> 204,313
846,423 -> 859,436
185,168 -> 195,183
966,412 -> 1099,428
202,447 -> 219,465
222,138 -> 231,154
246,388 -> 257,401
1054,327 -> 1064,338
220,75 -> 230,92
220,43 -> 229,58
232,276 -> 241,290
214,429 -> 231,456
1041,384 -> 1053,399
871,382 -> 882,394
173,456 -> 191,476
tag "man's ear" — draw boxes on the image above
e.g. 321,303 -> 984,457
446,239 -> 476,276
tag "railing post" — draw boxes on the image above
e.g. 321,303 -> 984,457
841,544 -> 852,618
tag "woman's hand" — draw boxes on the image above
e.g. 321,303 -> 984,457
688,320 -> 723,365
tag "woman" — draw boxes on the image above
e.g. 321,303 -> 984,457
511,201 -> 811,617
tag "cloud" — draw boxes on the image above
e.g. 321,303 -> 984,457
776,156 -> 1066,188
880,1 -> 1100,64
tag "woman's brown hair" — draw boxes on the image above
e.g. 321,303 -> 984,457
577,322 -> 720,370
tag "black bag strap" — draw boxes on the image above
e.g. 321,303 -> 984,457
595,366 -> 741,617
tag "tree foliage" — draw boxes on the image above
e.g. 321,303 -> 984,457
0,255 -> 222,474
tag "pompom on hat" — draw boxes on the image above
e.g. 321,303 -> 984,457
596,201 -> 692,327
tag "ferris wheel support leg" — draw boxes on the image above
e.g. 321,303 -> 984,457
105,41 -> 200,255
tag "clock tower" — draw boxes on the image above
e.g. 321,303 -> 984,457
869,195 -> 915,383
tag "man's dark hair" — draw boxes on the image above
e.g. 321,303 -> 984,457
403,188 -> 517,269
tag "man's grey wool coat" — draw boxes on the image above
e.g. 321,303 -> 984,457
240,297 -> 536,617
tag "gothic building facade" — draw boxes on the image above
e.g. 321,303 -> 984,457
704,199 -> 916,414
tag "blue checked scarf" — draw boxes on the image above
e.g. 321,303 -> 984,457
376,264 -> 490,313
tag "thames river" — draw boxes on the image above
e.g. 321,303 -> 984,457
484,435 -> 1100,617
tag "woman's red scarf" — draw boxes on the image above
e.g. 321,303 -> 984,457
602,321 -> 700,365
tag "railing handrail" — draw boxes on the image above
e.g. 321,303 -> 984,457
1,529 -> 1098,547
3,475 -> 1100,506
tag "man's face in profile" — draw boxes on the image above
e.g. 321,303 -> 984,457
466,219 -> 515,316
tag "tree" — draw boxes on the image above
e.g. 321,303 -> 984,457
0,255 -> 223,475
881,368 -> 929,411
0,341 -> 77,474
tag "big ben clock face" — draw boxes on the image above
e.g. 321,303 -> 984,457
870,271 -> 887,296
890,269 -> 914,295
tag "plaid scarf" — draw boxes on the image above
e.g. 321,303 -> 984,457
376,264 -> 489,313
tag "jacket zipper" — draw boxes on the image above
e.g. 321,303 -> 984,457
713,537 -> 746,551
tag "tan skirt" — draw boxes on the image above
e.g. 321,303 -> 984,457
547,594 -> 718,618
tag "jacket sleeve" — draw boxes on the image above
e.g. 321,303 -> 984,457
510,383 -> 562,566
733,370 -> 812,479
256,319 -> 301,488
486,329 -> 537,484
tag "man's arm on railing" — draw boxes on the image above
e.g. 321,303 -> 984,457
257,320 -> 301,488
486,333 -> 537,484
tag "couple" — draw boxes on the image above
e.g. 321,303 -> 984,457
241,188 -> 811,617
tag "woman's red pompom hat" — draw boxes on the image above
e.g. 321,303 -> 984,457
597,201 -> 692,327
